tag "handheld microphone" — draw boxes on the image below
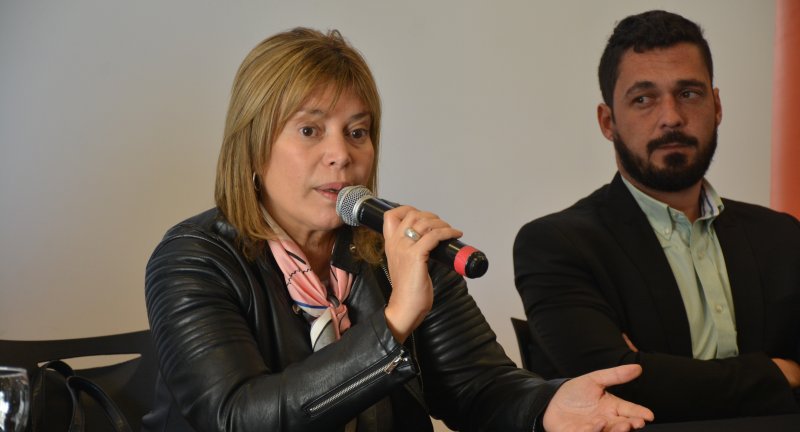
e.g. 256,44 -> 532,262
336,186 -> 489,278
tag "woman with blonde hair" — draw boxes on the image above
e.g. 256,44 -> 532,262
143,27 -> 653,432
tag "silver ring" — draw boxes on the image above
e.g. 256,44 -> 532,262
404,227 -> 421,241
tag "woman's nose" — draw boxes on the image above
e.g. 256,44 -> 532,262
323,134 -> 352,167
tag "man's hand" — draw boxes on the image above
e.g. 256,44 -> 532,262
772,358 -> 800,388
543,364 -> 654,432
622,333 -> 638,353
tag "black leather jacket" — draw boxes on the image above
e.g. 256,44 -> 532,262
143,208 -> 558,431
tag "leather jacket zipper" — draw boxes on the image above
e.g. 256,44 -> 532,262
381,262 -> 392,285
304,347 -> 409,416
381,262 -> 422,392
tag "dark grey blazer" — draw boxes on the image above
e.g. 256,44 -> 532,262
514,173 -> 800,422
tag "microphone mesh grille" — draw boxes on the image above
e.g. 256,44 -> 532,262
336,185 -> 374,226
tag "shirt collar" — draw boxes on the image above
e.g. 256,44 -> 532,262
621,176 -> 724,239
698,181 -> 724,220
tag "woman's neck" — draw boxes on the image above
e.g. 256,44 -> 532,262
293,230 -> 336,281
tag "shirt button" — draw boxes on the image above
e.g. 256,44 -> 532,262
664,227 -> 671,235
715,304 -> 723,313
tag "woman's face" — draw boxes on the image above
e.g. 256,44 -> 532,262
261,86 -> 375,243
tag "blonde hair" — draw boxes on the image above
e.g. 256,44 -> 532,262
215,27 -> 383,262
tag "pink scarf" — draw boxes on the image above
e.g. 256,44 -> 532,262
263,211 -> 353,350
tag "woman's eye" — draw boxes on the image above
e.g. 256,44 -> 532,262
300,126 -> 315,137
350,128 -> 367,139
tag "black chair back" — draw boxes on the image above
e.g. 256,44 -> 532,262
0,330 -> 156,431
510,317 -> 535,371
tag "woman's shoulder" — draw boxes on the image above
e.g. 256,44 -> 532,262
163,207 -> 234,237
145,208 -> 262,300
150,207 -> 243,262
159,207 -> 241,243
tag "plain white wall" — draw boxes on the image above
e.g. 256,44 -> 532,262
0,0 -> 775,427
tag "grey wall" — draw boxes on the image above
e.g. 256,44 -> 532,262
0,2 -> 774,426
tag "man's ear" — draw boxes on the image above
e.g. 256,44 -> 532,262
713,87 -> 722,127
597,103 -> 615,141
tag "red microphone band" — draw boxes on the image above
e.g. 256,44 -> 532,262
453,245 -> 478,277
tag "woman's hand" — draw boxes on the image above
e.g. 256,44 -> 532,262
382,205 -> 462,343
543,364 -> 654,432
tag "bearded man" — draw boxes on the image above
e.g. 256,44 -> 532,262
513,10 -> 800,423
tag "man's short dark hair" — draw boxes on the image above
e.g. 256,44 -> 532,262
598,10 -> 713,108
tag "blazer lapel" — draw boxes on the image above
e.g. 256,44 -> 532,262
599,174 -> 693,356
713,204 -> 764,352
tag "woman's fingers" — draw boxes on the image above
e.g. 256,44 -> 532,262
382,205 -> 463,342
385,206 -> 462,250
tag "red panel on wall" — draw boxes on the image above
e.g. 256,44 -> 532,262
771,0 -> 800,219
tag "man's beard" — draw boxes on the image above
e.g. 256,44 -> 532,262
614,128 -> 717,192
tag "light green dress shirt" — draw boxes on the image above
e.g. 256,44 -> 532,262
622,176 -> 738,360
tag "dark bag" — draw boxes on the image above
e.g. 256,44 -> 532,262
30,360 -> 132,432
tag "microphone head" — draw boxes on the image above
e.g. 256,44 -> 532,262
336,185 -> 374,226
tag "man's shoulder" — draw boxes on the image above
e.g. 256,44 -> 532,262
528,184 -> 610,224
721,198 -> 800,227
714,198 -> 800,249
516,183 -> 612,240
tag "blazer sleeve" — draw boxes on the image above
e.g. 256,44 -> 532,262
145,232 -> 418,432
513,218 -> 800,422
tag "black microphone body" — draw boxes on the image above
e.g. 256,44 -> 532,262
337,186 -> 489,278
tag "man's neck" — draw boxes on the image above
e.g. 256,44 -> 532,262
621,173 -> 704,222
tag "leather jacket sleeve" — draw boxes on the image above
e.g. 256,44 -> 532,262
418,263 -> 560,431
145,228 -> 418,432
145,215 -> 560,432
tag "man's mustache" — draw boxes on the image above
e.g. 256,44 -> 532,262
647,131 -> 699,154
